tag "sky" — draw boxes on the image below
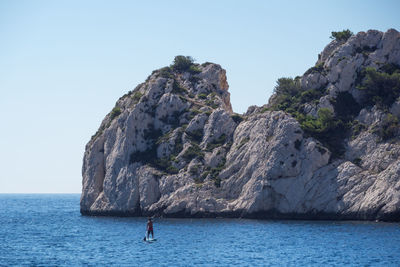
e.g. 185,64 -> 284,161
1,0 -> 399,193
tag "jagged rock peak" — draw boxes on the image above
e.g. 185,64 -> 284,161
81,56 -> 240,214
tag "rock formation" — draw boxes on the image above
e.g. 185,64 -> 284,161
81,30 -> 400,221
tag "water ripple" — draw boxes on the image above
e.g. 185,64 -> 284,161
0,194 -> 400,266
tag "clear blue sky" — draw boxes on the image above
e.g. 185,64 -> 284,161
1,0 -> 399,193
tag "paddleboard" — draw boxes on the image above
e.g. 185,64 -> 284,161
144,238 -> 157,243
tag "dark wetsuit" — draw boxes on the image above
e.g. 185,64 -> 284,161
147,221 -> 154,238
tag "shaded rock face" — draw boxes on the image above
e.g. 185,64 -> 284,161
82,29 -> 400,221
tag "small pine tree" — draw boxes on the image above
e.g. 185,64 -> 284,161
330,29 -> 353,41
171,55 -> 195,71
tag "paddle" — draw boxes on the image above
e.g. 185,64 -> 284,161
144,229 -> 148,241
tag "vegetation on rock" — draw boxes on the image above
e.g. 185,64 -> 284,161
270,61 -> 400,156
131,92 -> 143,103
373,113 -> 399,141
304,62 -> 327,76
182,144 -> 204,161
330,29 -> 353,41
186,129 -> 203,143
269,76 -> 362,157
130,128 -> 184,174
171,55 -> 201,74
356,64 -> 400,109
110,107 -> 122,121
231,114 -> 244,124
206,134 -> 227,151
171,56 -> 195,71
158,67 -> 174,79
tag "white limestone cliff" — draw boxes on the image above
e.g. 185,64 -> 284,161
81,30 -> 400,221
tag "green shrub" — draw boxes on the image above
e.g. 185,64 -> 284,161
300,108 -> 334,133
191,108 -> 201,114
269,77 -> 326,114
304,61 -> 326,76
273,77 -> 301,97
198,93 -> 207,99
110,107 -> 122,121
131,91 -> 143,103
189,165 -> 199,175
171,55 -> 195,72
331,92 -> 361,121
330,29 -> 353,41
156,130 -> 172,144
187,109 -> 200,120
179,95 -> 187,102
357,64 -> 400,109
375,113 -> 399,141
166,165 -> 179,174
299,89 -> 323,104
380,63 -> 400,75
188,65 -> 202,74
201,62 -> 213,67
209,159 -> 226,188
206,134 -> 227,151
296,108 -> 347,157
158,66 -> 174,79
296,92 -> 360,157
172,129 -> 184,155
214,178 -> 221,187
186,129 -> 203,144
151,156 -> 180,174
182,144 -> 204,161
351,121 -> 367,139
204,110 -> 212,116
231,114 -> 244,124
172,80 -> 187,94
205,99 -> 219,109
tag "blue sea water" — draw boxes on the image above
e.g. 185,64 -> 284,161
0,195 -> 399,266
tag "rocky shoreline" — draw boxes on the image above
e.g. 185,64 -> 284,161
80,209 -> 400,222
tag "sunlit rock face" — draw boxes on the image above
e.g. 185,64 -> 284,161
82,30 -> 400,221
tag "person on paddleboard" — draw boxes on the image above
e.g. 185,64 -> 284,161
146,218 -> 154,240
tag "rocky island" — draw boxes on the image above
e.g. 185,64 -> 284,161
81,29 -> 400,221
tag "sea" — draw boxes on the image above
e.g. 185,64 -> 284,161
0,194 -> 399,266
